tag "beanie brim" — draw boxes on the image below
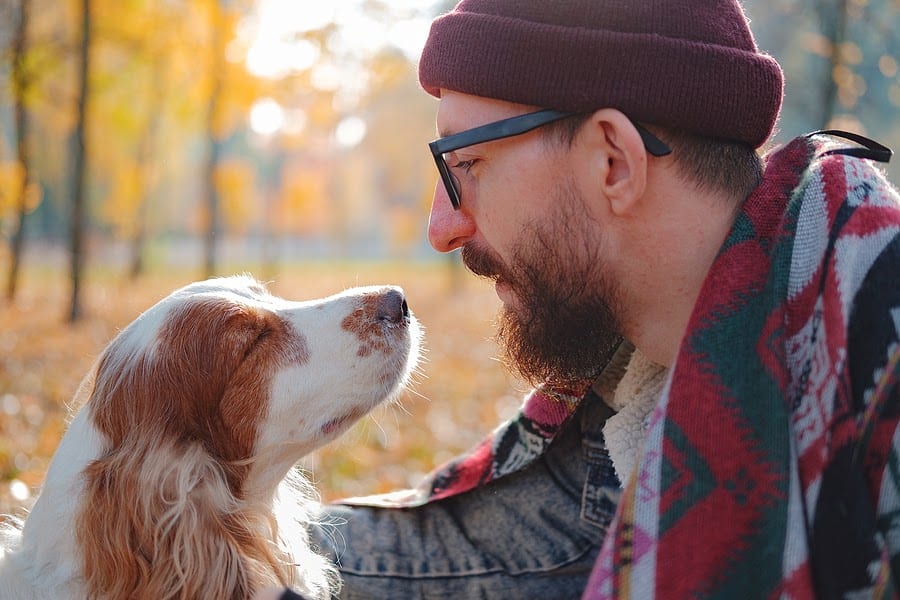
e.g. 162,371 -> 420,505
419,11 -> 784,148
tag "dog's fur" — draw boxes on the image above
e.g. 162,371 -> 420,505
0,275 -> 420,599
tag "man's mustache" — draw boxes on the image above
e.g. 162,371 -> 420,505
460,243 -> 507,281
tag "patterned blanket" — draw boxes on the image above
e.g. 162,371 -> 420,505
585,133 -> 900,598
341,379 -> 589,508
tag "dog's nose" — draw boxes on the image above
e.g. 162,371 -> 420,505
376,288 -> 409,324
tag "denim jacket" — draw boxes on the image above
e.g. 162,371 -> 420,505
311,358 -> 629,599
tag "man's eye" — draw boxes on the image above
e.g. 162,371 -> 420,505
451,158 -> 478,173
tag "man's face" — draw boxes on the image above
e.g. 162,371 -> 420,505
429,92 -> 624,386
461,180 -> 623,387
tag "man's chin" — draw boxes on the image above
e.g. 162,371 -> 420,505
494,280 -> 519,310
496,299 -> 622,388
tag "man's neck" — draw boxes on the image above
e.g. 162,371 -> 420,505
623,175 -> 745,367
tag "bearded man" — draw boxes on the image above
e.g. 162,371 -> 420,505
265,1 -> 900,598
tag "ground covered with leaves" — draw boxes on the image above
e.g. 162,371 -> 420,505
0,261 -> 523,516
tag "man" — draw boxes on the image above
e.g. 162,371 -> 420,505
266,0 -> 900,598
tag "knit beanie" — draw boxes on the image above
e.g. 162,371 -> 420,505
418,0 -> 784,148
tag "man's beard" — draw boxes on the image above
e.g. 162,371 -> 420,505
461,187 -> 624,388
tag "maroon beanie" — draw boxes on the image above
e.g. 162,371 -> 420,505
418,0 -> 784,148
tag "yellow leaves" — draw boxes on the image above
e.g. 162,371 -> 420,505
0,162 -> 26,216
306,93 -> 342,129
214,158 -> 257,233
271,167 -> 330,235
94,0 -> 155,42
99,160 -> 143,237
211,64 -> 265,141
197,5 -> 265,142
0,162 -> 42,220
367,48 -> 410,91
384,205 -> 418,253
2,0 -> 448,252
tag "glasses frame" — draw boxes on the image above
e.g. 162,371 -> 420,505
428,108 -> 672,210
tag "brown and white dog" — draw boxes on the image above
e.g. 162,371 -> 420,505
0,275 -> 420,599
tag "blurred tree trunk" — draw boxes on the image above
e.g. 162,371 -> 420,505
128,176 -> 149,280
816,0 -> 849,126
6,0 -> 31,302
202,130 -> 222,279
128,69 -> 165,281
202,3 -> 224,279
68,0 -> 92,322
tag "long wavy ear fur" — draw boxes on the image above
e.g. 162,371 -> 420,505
75,440 -> 293,599
72,297 -> 298,599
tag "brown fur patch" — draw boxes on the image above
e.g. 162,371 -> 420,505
89,296 -> 309,487
77,294 -> 310,598
341,294 -> 391,357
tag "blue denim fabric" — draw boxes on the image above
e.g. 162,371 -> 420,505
310,392 -> 620,599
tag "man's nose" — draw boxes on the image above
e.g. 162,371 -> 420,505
427,180 -> 476,253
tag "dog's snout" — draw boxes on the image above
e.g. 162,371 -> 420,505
376,288 -> 409,324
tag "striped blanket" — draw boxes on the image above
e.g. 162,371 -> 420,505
585,132 -> 900,598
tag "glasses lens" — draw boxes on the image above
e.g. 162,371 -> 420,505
435,153 -> 461,209
444,154 -> 461,203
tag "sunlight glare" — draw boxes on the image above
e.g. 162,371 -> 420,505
246,0 -> 332,78
282,109 -> 309,136
311,63 -> 342,92
246,0 -> 443,82
250,99 -> 286,136
10,479 -> 30,502
389,17 -> 433,58
330,8 -> 386,56
335,116 -> 367,148
247,39 -> 318,79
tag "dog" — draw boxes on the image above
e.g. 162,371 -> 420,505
0,274 -> 420,599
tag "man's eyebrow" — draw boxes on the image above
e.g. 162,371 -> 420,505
436,117 -> 472,139
436,125 -> 458,138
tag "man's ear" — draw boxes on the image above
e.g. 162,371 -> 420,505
579,108 -> 649,216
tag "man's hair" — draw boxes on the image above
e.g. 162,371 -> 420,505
544,114 -> 763,205
654,128 -> 763,204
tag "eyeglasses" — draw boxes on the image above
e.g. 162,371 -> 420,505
428,108 -> 672,210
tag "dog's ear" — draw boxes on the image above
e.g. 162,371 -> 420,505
87,298 -> 270,467
73,297 -> 295,597
75,441 -> 293,598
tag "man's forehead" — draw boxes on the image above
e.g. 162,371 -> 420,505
436,91 -> 538,137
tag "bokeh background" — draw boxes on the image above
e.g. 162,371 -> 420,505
1,0 -> 898,514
